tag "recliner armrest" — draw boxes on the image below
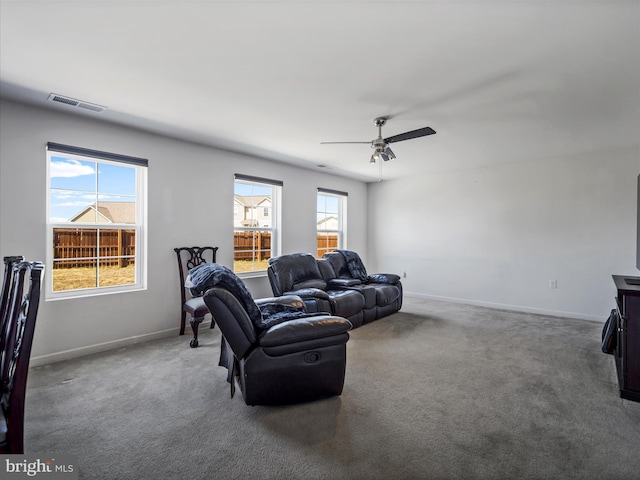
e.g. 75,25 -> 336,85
283,288 -> 330,300
368,273 -> 401,285
255,295 -> 305,309
259,315 -> 352,347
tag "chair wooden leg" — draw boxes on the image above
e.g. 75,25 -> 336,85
180,310 -> 187,336
189,315 -> 204,348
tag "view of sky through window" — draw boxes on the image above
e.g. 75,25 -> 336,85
234,181 -> 270,197
49,155 -> 136,223
317,194 -> 339,227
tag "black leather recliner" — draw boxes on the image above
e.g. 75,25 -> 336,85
267,253 -> 365,328
192,263 -> 352,406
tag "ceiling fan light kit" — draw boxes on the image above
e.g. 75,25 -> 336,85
322,116 -> 436,165
370,145 -> 395,164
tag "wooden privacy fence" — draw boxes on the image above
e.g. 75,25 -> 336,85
53,228 -> 136,268
233,231 -> 272,260
233,231 -> 338,260
316,233 -> 338,257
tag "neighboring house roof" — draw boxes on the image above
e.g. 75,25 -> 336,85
69,202 -> 135,223
318,216 -> 338,229
234,195 -> 271,207
234,195 -> 272,227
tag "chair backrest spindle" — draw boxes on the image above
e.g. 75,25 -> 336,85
0,256 -> 25,352
174,246 -> 218,302
0,260 -> 44,454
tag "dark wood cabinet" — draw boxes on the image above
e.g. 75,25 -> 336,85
612,275 -> 640,402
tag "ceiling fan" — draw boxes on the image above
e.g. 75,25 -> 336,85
321,117 -> 436,164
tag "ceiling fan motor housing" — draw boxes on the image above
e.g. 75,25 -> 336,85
374,117 -> 387,127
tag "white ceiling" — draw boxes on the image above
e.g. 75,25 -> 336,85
1,0 -> 638,182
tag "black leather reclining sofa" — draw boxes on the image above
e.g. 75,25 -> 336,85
267,251 -> 402,329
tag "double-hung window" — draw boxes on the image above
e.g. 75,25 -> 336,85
317,188 -> 347,258
46,143 -> 147,299
233,174 -> 281,275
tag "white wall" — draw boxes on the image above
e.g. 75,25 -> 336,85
368,148 -> 640,321
3,96 -> 637,366
0,99 -> 368,364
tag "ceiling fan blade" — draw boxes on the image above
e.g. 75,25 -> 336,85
320,141 -> 371,144
384,126 -> 436,144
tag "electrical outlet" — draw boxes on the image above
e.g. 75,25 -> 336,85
549,280 -> 557,289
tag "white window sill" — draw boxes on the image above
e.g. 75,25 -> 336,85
236,270 -> 268,280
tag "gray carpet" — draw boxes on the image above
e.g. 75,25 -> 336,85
25,297 -> 640,480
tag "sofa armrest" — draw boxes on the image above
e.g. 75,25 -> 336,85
259,315 -> 352,347
283,287 -> 330,300
328,278 -> 362,288
368,273 -> 401,285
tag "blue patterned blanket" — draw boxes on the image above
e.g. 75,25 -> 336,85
187,263 -> 315,331
335,249 -> 368,281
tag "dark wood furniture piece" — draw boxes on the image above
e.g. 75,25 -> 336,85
0,257 -> 45,453
612,275 -> 640,402
0,256 -> 24,322
174,246 -> 218,348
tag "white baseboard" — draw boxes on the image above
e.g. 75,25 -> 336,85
30,320 -> 213,367
31,295 -> 600,368
404,292 -> 602,323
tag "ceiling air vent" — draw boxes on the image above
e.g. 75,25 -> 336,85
48,93 -> 107,113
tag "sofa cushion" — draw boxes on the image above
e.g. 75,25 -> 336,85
356,285 -> 377,309
268,253 -> 324,292
327,290 -> 365,318
323,252 -> 350,277
375,285 -> 399,306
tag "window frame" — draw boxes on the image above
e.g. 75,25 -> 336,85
233,174 -> 282,278
317,188 -> 347,258
45,143 -> 148,300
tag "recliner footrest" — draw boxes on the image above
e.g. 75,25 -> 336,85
262,332 -> 350,356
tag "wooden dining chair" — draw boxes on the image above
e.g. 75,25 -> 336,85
0,256 -> 24,329
0,258 -> 45,454
174,246 -> 218,347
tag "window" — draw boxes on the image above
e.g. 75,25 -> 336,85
317,188 -> 347,258
46,143 -> 147,298
233,174 -> 281,275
